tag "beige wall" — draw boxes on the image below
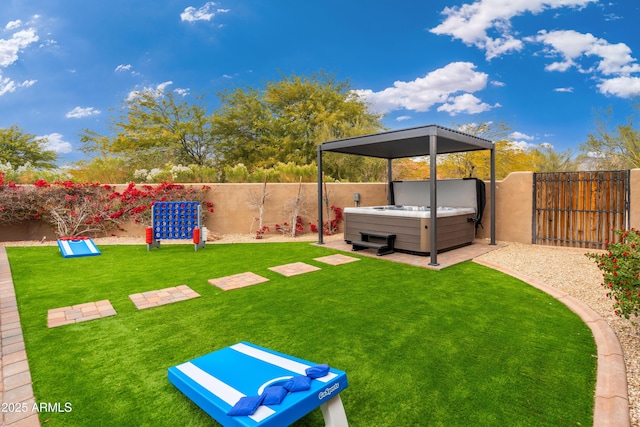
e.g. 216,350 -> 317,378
2,170 -> 638,244
204,182 -> 388,237
0,182 -> 389,241
476,172 -> 533,244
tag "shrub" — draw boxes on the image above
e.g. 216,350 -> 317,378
586,228 -> 640,319
0,175 -> 213,237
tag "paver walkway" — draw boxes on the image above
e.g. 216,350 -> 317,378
129,285 -> 200,309
47,300 -> 117,328
268,262 -> 321,277
0,247 -> 39,426
314,254 -> 360,266
208,272 -> 269,291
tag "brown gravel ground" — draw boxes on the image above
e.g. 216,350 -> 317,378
2,235 -> 638,425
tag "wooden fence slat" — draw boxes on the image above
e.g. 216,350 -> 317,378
532,170 -> 629,249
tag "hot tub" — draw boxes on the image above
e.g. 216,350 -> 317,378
343,179 -> 485,255
344,205 -> 476,255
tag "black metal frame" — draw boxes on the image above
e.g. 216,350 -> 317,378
317,124 -> 496,266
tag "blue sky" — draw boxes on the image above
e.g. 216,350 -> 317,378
1,0 -> 639,165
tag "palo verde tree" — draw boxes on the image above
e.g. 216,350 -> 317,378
530,144 -> 577,172
80,89 -> 217,169
0,125 -> 58,169
436,122 -> 538,180
212,72 -> 386,180
580,105 -> 640,170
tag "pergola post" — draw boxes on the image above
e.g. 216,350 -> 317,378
490,145 -> 496,245
387,158 -> 393,205
317,145 -> 324,245
429,135 -> 439,266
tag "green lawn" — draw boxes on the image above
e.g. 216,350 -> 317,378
7,243 -> 596,426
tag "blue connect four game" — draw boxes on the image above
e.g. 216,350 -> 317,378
146,201 -> 205,251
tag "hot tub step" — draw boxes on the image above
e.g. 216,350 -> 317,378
351,240 -> 393,255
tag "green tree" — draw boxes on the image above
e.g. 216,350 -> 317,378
580,105 -> 640,170
81,90 -> 217,168
0,125 -> 58,169
530,145 -> 577,172
212,72 -> 385,179
437,122 -> 538,180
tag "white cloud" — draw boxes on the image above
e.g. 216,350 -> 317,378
114,63 -> 142,77
529,29 -> 640,97
531,30 -> 640,76
396,116 -> 412,121
437,93 -> 495,116
0,74 -> 16,96
37,133 -> 73,154
0,27 -> 39,67
510,140 -> 537,150
5,20 -> 22,30
554,87 -> 573,92
597,76 -> 640,98
0,71 -> 37,96
181,2 -> 229,23
65,106 -> 101,119
430,0 -> 597,59
510,131 -> 535,141
353,62 -> 493,116
127,81 -> 173,101
174,88 -> 190,96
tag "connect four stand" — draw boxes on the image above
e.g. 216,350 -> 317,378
146,201 -> 205,251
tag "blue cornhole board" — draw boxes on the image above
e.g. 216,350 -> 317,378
57,238 -> 101,258
168,342 -> 349,427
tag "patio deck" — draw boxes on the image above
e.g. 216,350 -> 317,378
319,238 -> 501,270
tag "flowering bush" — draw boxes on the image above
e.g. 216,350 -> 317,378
0,172 -> 41,224
310,205 -> 343,236
0,174 -> 213,237
254,225 -> 270,239
275,216 -> 304,237
586,228 -> 640,319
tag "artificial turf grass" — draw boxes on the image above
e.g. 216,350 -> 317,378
7,243 -> 596,426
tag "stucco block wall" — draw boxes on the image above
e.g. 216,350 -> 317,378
2,170 -> 638,244
477,172 -> 533,244
0,182 -> 389,241
205,182 -> 388,237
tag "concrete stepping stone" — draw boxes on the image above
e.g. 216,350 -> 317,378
47,300 -> 117,328
314,254 -> 360,266
129,285 -> 200,310
208,272 -> 269,291
268,262 -> 321,277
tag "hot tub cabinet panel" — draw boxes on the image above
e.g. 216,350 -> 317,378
344,211 -> 475,255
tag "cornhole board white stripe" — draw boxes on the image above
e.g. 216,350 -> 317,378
230,343 -> 337,383
168,341 -> 349,427
175,362 -> 275,423
57,238 -> 101,258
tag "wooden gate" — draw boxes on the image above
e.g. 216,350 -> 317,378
533,170 -> 629,249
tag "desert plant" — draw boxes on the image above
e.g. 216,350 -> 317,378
587,228 -> 640,319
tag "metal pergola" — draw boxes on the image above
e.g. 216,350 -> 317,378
317,124 -> 496,266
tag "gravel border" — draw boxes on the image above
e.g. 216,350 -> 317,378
475,242 -> 639,427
